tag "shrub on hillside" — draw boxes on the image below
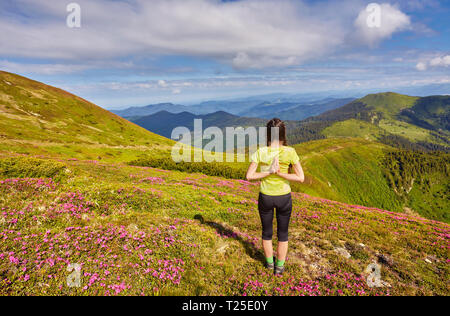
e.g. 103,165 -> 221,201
0,157 -> 67,181
129,157 -> 246,180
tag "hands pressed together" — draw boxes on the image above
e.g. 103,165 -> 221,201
269,156 -> 281,175
246,155 -> 304,183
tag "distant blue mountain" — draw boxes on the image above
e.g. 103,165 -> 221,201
112,103 -> 189,118
114,96 -> 356,120
131,110 -> 268,138
273,98 -> 356,121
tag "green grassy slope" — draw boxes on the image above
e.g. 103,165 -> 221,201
0,71 -> 174,161
358,92 -> 418,116
397,96 -> 450,131
407,172 -> 449,222
381,150 -> 449,223
321,119 -> 384,140
291,138 -> 403,213
295,92 -> 450,151
291,138 -> 449,223
131,136 -> 449,223
0,154 -> 448,296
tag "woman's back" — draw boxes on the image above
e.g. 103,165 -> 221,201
251,146 -> 300,196
246,118 -> 305,275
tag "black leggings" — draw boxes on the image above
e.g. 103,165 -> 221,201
258,193 -> 293,242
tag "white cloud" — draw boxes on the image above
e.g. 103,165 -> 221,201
0,0 -> 412,70
0,60 -> 90,75
416,62 -> 427,71
354,3 -> 411,47
416,55 -> 450,71
430,55 -> 450,67
158,80 -> 168,88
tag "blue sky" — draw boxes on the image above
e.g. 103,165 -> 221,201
0,0 -> 449,109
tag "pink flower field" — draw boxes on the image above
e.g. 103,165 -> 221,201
0,157 -> 448,296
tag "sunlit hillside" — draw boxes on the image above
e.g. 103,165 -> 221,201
0,71 -> 173,162
0,73 -> 448,296
292,138 -> 449,223
0,154 -> 448,296
295,92 -> 450,152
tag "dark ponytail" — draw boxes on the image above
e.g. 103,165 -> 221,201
266,118 -> 288,147
266,118 -> 293,173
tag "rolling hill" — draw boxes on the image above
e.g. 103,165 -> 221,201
291,138 -> 449,223
397,96 -> 450,131
292,92 -> 450,152
0,71 -> 173,161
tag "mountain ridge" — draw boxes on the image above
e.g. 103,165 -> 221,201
112,102 -> 190,118
294,92 -> 450,151
114,97 -> 357,120
132,110 -> 268,138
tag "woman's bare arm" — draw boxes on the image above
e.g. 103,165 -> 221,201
246,162 -> 271,181
276,162 -> 305,183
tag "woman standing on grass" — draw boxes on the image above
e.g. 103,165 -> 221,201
246,118 -> 305,275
